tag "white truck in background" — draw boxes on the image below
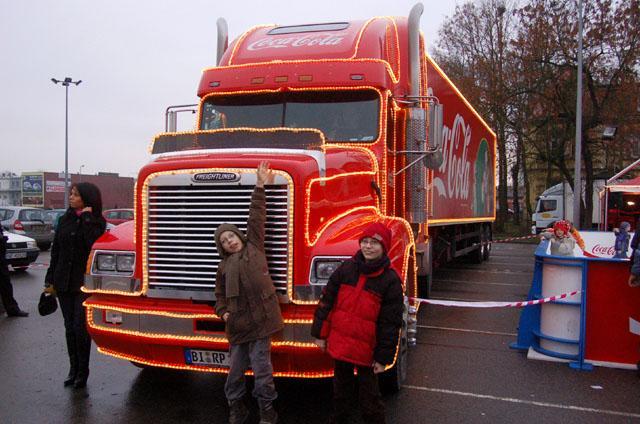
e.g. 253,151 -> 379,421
532,179 -> 606,233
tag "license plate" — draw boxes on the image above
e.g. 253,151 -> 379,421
6,252 -> 27,259
185,349 -> 230,367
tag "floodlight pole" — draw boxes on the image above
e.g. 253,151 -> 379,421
51,77 -> 82,209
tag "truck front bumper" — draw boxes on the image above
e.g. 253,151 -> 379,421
85,295 -> 334,378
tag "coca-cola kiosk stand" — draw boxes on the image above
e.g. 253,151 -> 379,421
511,231 -> 640,370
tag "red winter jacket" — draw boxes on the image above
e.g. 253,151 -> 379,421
311,252 -> 404,367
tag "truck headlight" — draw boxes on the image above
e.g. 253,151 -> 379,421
27,240 -> 37,249
311,259 -> 345,285
294,257 -> 349,301
96,253 -> 116,272
116,254 -> 135,272
85,250 -> 139,294
92,251 -> 135,276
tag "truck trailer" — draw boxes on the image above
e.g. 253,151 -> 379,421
82,3 -> 496,392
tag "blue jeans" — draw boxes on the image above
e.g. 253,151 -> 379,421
225,337 -> 277,409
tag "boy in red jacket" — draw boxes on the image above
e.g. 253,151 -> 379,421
311,222 -> 404,424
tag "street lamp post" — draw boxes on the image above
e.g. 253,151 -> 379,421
51,77 -> 82,209
572,0 -> 584,228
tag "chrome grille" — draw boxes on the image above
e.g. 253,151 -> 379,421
145,172 -> 290,300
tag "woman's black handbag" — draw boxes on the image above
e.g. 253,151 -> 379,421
38,292 -> 58,316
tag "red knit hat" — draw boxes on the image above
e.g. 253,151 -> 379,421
553,220 -> 571,236
359,222 -> 392,253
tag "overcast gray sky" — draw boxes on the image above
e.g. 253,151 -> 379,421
1,0 -> 460,178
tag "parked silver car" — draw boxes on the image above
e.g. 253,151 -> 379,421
0,206 -> 54,251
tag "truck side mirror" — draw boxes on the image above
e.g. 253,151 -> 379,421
424,100 -> 443,169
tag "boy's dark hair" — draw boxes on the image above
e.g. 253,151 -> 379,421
73,182 -> 103,217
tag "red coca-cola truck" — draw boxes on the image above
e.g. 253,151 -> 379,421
82,3 -> 496,392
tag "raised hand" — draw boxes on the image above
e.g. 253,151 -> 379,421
256,161 -> 271,188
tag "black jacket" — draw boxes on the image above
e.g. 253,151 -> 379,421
45,209 -> 106,293
0,226 -> 9,277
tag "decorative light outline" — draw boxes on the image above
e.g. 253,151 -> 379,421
150,125 -> 325,155
97,347 -> 334,378
304,177 -> 376,246
223,17 -> 401,83
203,58 -> 400,85
84,301 -> 315,325
426,54 -> 496,138
87,305 -> 317,348
228,24 -> 274,64
139,167 -> 294,298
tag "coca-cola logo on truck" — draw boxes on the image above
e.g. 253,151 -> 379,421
247,34 -> 345,51
433,114 -> 472,201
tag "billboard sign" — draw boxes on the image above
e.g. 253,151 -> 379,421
21,173 -> 44,207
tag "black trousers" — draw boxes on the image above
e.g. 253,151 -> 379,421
332,359 -> 385,424
58,292 -> 92,377
0,269 -> 20,314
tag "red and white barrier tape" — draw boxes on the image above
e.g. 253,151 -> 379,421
410,290 -> 580,308
492,234 -> 539,243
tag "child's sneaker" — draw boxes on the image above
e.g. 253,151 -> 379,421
228,399 -> 249,424
259,406 -> 278,424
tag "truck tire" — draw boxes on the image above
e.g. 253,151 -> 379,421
38,242 -> 51,251
482,226 -> 491,261
470,234 -> 484,264
417,242 -> 432,298
417,276 -> 431,299
379,311 -> 408,395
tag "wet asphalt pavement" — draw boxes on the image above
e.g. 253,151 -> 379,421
2,244 -> 640,423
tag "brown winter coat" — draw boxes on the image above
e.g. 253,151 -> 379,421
214,186 -> 284,345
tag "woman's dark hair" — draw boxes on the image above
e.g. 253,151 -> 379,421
72,182 -> 103,217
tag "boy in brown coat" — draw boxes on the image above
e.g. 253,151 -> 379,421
214,161 -> 284,424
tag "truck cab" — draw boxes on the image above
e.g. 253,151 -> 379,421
532,183 -> 565,233
81,3 -> 495,394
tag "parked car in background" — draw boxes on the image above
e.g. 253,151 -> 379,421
45,208 -> 67,230
103,208 -> 134,226
0,206 -> 54,250
4,231 -> 39,271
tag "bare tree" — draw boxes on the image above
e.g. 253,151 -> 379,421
433,0 -> 520,230
515,0 -> 640,228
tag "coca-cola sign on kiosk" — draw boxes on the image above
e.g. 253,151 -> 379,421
591,244 -> 616,257
579,231 -> 634,258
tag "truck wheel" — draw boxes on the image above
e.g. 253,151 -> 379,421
470,236 -> 484,264
417,276 -> 431,299
38,242 -> 51,251
379,315 -> 408,395
482,226 -> 491,261
417,241 -> 432,298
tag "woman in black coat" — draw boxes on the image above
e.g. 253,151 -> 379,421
45,182 -> 106,388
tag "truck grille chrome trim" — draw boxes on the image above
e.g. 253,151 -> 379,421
144,172 -> 292,300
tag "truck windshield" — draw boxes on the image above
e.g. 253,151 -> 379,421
200,90 -> 380,142
537,199 -> 557,213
